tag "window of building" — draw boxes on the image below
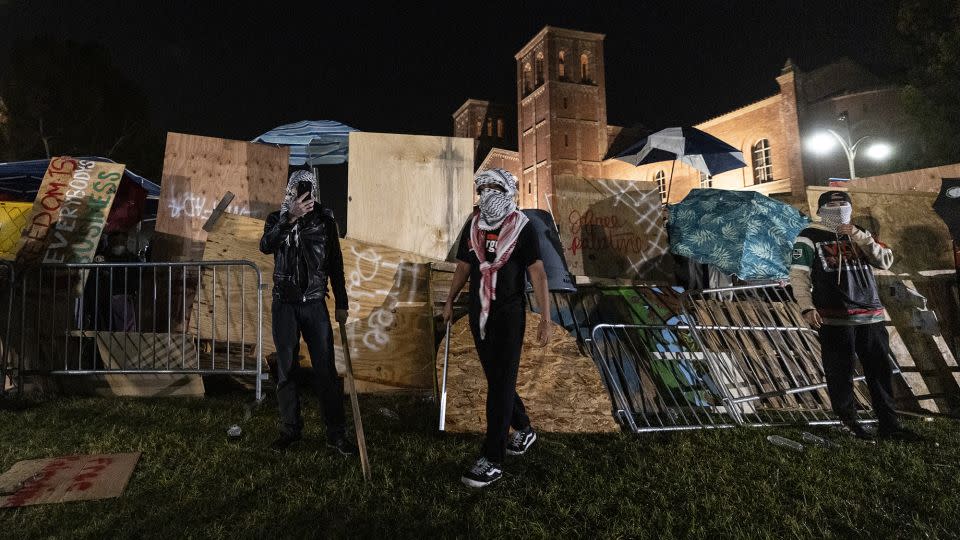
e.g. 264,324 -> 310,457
497,118 -> 504,138
475,119 -> 482,136
487,119 -> 493,137
699,171 -> 712,188
564,134 -> 569,147
655,170 -> 667,203
752,138 -> 773,184
523,63 -> 532,93
558,51 -> 566,79
528,181 -> 532,194
563,97 -> 568,109
535,52 -> 544,86
580,53 -> 590,82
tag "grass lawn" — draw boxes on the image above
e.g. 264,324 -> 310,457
0,386 -> 958,539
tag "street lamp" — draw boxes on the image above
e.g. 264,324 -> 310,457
805,129 -> 893,180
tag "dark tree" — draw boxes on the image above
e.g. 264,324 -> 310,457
0,37 -> 161,177
897,0 -> 960,166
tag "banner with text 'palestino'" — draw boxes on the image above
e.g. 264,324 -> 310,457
14,157 -> 125,266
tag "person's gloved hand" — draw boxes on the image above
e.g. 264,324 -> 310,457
335,309 -> 348,324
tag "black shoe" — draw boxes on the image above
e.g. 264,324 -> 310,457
877,426 -> 923,442
327,436 -> 359,456
270,432 -> 302,451
506,426 -> 538,456
837,421 -> 876,442
461,457 -> 502,488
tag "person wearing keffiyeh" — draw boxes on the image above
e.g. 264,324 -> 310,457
443,168 -> 554,488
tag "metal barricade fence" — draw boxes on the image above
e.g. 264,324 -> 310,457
1,259 -> 15,396
9,260 -> 265,400
589,283 -> 899,432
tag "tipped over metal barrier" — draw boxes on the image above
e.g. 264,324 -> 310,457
585,284 -> 901,433
1,260 -> 266,400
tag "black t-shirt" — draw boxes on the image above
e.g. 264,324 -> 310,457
456,215 -> 541,314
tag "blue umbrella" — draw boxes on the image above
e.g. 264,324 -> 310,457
613,126 -> 747,202
253,120 -> 358,166
667,189 -> 809,280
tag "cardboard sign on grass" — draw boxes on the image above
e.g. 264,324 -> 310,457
0,453 -> 140,508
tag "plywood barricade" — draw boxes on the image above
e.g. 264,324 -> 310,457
153,132 -> 289,262
200,213 -> 437,392
346,132 -> 474,261
437,311 -> 619,433
549,175 -> 673,282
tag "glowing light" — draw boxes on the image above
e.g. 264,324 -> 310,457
806,132 -> 837,155
865,142 -> 892,161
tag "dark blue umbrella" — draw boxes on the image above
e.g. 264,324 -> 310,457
253,120 -> 358,166
613,127 -> 747,202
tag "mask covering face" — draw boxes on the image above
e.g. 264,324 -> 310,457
819,203 -> 852,230
477,188 -> 516,230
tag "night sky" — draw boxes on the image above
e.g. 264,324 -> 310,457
0,0 -> 906,143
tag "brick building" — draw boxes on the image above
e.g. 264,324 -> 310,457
454,26 -> 917,209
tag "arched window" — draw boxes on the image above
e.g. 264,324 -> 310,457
580,53 -> 590,82
654,170 -> 667,202
497,118 -> 504,138
475,119 -> 482,136
487,119 -> 493,137
523,63 -> 533,93
535,52 -> 544,86
699,171 -> 712,188
752,139 -> 773,184
558,51 -> 566,79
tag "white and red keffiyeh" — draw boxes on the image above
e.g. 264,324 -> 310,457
468,209 -> 530,340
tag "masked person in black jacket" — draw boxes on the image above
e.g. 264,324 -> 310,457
260,170 -> 356,455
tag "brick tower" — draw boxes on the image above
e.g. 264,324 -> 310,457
515,27 -> 608,209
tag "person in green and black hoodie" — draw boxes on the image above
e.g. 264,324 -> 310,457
789,190 -> 918,441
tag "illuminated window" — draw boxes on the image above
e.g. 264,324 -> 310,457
655,170 -> 667,202
475,119 -> 482,136
580,53 -> 590,82
535,52 -> 544,86
487,119 -> 493,137
497,118 -> 504,138
699,171 -> 712,188
523,63 -> 532,93
558,51 -> 566,78
752,138 -> 773,184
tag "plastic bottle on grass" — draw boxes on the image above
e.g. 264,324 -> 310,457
767,435 -> 804,452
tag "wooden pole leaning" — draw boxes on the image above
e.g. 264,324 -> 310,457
337,321 -> 371,482
439,319 -> 452,431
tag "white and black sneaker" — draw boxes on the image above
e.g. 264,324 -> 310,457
461,457 -> 502,488
506,426 -> 537,456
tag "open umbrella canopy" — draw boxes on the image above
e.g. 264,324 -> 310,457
667,189 -> 809,280
253,120 -> 358,166
933,178 -> 960,240
613,126 -> 746,176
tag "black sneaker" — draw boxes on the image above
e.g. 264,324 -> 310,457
460,457 -> 502,488
506,426 -> 538,456
327,436 -> 359,456
837,421 -> 876,442
270,432 -> 302,451
877,426 -> 923,442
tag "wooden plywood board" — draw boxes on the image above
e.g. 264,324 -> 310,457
438,312 -> 619,433
154,132 -> 289,261
346,132 -> 474,260
0,453 -> 140,508
806,187 -> 953,273
200,213 -> 437,391
548,175 -> 673,281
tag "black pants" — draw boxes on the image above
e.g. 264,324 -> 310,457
273,299 -> 346,441
470,305 -> 531,463
818,322 -> 899,430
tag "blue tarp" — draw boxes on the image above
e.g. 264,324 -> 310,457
253,120 -> 358,166
0,157 -> 161,199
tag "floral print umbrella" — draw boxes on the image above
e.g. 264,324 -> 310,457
667,189 -> 809,280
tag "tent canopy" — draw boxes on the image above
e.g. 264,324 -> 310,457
0,157 -> 161,199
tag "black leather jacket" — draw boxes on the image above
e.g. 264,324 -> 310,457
259,207 -> 348,308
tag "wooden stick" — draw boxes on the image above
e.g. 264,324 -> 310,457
338,321 -> 371,482
439,320 -> 451,431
